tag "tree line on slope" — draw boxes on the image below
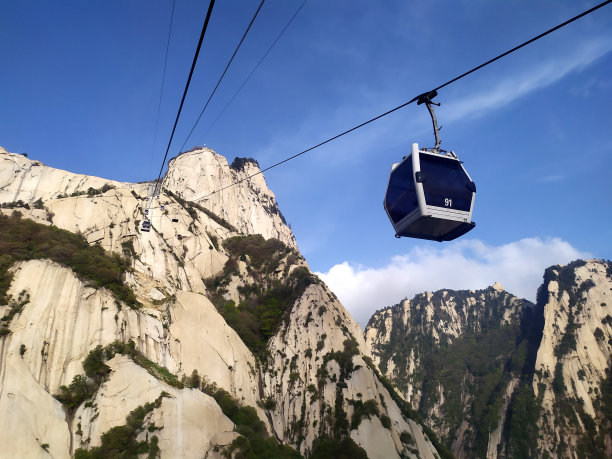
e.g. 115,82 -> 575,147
204,234 -> 318,356
0,212 -> 138,308
369,288 -> 543,457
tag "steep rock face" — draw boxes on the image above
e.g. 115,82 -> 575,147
532,259 -> 612,458
1,149 -> 233,294
263,283 -> 439,458
0,259 -> 263,457
0,147 -> 292,294
201,232 -> 442,457
0,147 -> 438,458
364,286 -> 537,458
0,338 -> 70,458
364,260 -> 612,458
73,355 -> 237,457
2,260 -> 260,405
163,148 -> 296,249
365,286 -> 527,406
0,150 -> 122,203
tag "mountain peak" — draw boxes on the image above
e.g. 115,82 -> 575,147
163,146 -> 295,248
492,281 -> 505,291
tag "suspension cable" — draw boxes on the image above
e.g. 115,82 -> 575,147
152,0 -> 216,195
177,0 -> 266,154
149,0 -> 176,176
200,0 -> 612,199
428,0 -> 612,97
200,0 -> 308,142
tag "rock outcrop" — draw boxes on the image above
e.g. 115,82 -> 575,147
73,355 -> 237,457
163,148 -> 296,249
532,259 -> 612,457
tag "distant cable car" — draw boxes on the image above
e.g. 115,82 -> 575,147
141,220 -> 151,233
171,218 -> 179,223
383,91 -> 476,241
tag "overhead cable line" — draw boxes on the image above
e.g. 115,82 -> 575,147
150,0 -> 176,173
200,0 -> 612,199
178,0 -> 266,153
152,0 -> 216,195
200,0 -> 308,141
412,0 -> 612,99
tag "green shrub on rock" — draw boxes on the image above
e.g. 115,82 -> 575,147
0,213 -> 139,308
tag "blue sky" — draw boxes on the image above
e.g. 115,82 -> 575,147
2,1 -> 611,325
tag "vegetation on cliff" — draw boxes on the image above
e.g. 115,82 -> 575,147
55,340 -> 183,413
68,347 -> 303,458
163,188 -> 237,232
367,288 -> 542,457
55,183 -> 116,199
0,289 -> 30,336
205,234 -> 318,355
74,392 -> 168,459
195,375 -> 302,458
230,156 -> 259,171
0,212 -> 138,307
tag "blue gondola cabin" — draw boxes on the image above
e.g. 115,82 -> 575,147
384,143 -> 476,242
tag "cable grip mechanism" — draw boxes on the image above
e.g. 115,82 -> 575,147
417,90 -> 442,153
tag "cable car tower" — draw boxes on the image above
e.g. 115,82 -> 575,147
383,90 -> 476,241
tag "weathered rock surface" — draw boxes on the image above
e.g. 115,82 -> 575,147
163,148 -> 296,249
533,259 -> 612,457
264,283 -> 438,458
73,355 -> 236,457
0,150 -> 122,204
0,259 -> 264,456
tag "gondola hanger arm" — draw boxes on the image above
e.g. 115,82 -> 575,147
416,90 -> 442,152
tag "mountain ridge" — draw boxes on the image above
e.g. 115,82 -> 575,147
0,146 -> 439,458
365,259 -> 612,458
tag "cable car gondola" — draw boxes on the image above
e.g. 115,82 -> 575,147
383,91 -> 476,242
141,220 -> 151,233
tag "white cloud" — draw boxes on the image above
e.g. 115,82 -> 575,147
444,37 -> 612,122
538,173 -> 567,183
315,238 -> 590,328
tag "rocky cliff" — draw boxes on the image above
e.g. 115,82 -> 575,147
365,260 -> 612,458
365,285 -> 536,457
163,147 -> 296,249
533,259 -> 612,458
0,146 -> 439,458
